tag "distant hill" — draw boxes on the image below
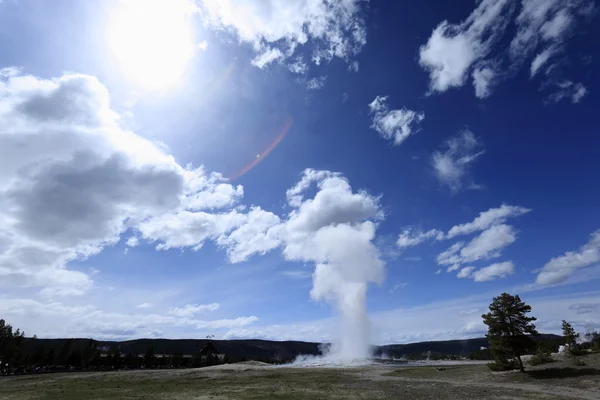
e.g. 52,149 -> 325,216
25,334 -> 563,362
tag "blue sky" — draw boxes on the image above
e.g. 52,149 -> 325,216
1,0 -> 599,345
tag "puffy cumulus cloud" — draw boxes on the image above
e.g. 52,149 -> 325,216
136,209 -> 247,251
167,303 -> 220,317
0,70 -> 244,296
419,0 -> 595,100
368,96 -> 425,146
198,0 -> 368,70
217,207 -> 282,263
471,261 -> 515,282
536,230 -> 600,285
397,228 -> 443,248
446,204 -> 531,239
431,130 -> 484,192
0,297 -> 258,340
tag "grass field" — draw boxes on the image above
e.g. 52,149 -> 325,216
1,354 -> 599,399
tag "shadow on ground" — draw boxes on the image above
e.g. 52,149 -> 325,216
527,367 -> 600,379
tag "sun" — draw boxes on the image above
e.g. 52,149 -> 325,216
107,0 -> 196,91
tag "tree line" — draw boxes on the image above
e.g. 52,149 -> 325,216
0,319 -> 297,376
0,320 -> 235,375
481,292 -> 600,372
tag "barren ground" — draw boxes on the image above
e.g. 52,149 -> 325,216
1,353 -> 599,399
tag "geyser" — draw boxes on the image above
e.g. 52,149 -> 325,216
281,170 -> 385,364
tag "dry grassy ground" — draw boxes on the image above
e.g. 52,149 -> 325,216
1,354 -> 599,399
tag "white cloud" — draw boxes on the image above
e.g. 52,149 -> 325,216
536,230 -> 600,285
435,269 -> 442,275
389,282 -> 408,293
0,70 -> 245,296
545,80 -> 588,104
285,169 -> 336,207
447,204 -> 531,238
456,261 -> 514,282
432,130 -> 484,192
530,46 -> 558,77
198,0 -> 368,69
137,209 -> 247,251
168,303 -> 220,317
226,291 -> 600,344
195,316 -> 258,330
472,66 -> 496,98
397,228 -> 443,248
457,266 -> 475,279
280,270 -> 312,280
368,96 -> 425,146
306,76 -> 326,90
419,0 -> 513,94
471,261 -> 514,282
0,297 -> 257,340
251,47 -> 283,68
395,204 -> 530,257
437,242 -> 465,266
220,168 -> 385,360
288,56 -> 308,74
217,207 -> 281,263
126,237 -> 139,247
459,224 -> 517,263
569,303 -> 600,315
436,222 -> 521,274
420,0 -> 595,99
136,303 -> 153,309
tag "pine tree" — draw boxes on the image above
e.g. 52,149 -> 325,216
482,293 -> 539,372
561,320 -> 578,347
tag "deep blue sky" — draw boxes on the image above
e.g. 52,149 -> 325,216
1,0 -> 599,344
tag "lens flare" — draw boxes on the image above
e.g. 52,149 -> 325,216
229,117 -> 293,180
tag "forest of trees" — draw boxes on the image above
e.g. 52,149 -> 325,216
0,319 -> 234,375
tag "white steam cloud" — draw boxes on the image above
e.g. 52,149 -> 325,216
280,170 -> 385,363
222,169 -> 386,363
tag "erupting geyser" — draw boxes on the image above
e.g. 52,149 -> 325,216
283,170 -> 385,365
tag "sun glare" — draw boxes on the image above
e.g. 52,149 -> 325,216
107,0 -> 195,91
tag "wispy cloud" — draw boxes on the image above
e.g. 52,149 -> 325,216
389,282 -> 408,293
536,230 -> 600,285
167,303 -> 220,317
419,0 -> 595,101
